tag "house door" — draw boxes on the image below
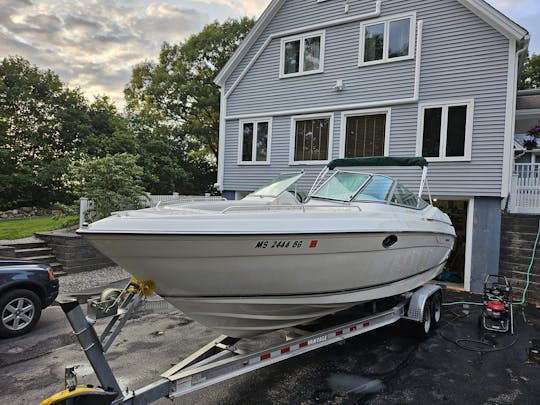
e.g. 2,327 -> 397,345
432,199 -> 469,288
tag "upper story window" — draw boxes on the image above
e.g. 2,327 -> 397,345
238,119 -> 271,164
280,31 -> 325,78
290,114 -> 333,165
359,13 -> 415,66
416,100 -> 474,162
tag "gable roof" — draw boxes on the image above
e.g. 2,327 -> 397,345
214,0 -> 529,87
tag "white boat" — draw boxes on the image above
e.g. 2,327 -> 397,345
78,157 -> 455,337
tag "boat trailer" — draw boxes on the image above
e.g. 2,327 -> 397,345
41,279 -> 443,405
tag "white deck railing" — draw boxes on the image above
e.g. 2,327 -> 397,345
509,163 -> 540,214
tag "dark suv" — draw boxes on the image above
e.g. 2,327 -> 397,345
0,257 -> 59,337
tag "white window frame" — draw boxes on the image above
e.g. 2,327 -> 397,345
280,31 -> 326,78
416,99 -> 475,163
339,108 -> 391,158
358,12 -> 416,67
237,118 -> 272,165
289,113 -> 334,165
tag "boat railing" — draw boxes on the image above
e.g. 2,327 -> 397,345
220,205 -> 362,214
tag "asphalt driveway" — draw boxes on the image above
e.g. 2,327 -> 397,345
1,289 -> 538,404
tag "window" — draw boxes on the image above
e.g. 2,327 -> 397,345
417,100 -> 474,162
342,110 -> 389,158
281,31 -> 325,77
291,115 -> 333,164
359,14 -> 415,65
238,119 -> 271,164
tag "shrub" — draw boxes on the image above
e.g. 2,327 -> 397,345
70,154 -> 147,222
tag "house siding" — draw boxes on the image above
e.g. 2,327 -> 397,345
221,0 -> 511,198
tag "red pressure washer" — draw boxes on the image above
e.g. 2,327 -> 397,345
481,275 -> 514,334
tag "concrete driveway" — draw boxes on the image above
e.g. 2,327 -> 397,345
1,290 -> 539,404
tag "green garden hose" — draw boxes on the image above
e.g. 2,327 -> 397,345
443,218 -> 540,307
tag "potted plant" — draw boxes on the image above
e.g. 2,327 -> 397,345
528,125 -> 540,138
523,138 -> 537,150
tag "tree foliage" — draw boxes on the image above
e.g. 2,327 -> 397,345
0,57 -> 92,209
519,53 -> 540,90
125,17 -> 255,161
70,154 -> 146,221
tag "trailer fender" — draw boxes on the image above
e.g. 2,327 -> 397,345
406,284 -> 442,323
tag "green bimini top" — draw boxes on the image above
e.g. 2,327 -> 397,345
327,157 -> 428,170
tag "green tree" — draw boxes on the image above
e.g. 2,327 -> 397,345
519,53 -> 540,89
125,17 -> 255,166
0,56 -> 92,209
70,154 -> 147,221
82,96 -> 138,157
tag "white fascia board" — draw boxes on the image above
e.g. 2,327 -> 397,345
457,0 -> 528,41
214,0 -> 285,87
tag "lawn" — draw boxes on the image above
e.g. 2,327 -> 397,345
0,216 -> 79,240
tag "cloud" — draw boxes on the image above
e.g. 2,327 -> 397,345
0,0 -> 226,106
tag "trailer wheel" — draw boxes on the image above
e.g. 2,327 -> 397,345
430,292 -> 442,327
415,303 -> 432,338
100,288 -> 122,302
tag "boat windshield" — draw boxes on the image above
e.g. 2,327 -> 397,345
354,175 -> 394,202
312,172 -> 370,201
249,172 -> 304,198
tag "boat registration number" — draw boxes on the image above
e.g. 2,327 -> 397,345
255,240 -> 304,249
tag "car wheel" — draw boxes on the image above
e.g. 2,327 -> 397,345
0,289 -> 42,338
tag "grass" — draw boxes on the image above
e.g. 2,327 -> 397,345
0,215 -> 79,240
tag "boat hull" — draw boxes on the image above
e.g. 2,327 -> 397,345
84,231 -> 454,337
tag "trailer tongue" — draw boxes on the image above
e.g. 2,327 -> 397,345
41,278 -> 442,405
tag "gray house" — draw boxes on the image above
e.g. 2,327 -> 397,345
214,0 -> 529,293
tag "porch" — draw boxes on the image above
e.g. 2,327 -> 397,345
509,163 -> 540,214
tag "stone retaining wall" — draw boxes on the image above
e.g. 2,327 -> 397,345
499,213 -> 540,305
35,230 -> 115,273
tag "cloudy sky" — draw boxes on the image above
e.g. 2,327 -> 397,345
1,0 -> 538,106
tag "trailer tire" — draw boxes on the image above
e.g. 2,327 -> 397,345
430,292 -> 442,328
100,288 -> 122,302
415,303 -> 432,338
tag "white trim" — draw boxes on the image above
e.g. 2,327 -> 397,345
279,31 -> 326,78
221,0 -> 382,97
237,118 -> 273,165
289,113 -> 334,165
456,0 -> 528,41
338,108 -> 391,158
502,39 -> 527,198
214,0 -> 286,86
225,20 -> 423,121
416,99 -> 475,162
215,0 -> 527,87
217,87 -> 227,191
358,12 -> 416,67
464,197 -> 474,292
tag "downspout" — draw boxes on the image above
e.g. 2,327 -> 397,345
505,36 -> 529,200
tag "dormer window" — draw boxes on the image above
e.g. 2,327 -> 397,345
359,13 -> 415,66
280,31 -> 325,78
